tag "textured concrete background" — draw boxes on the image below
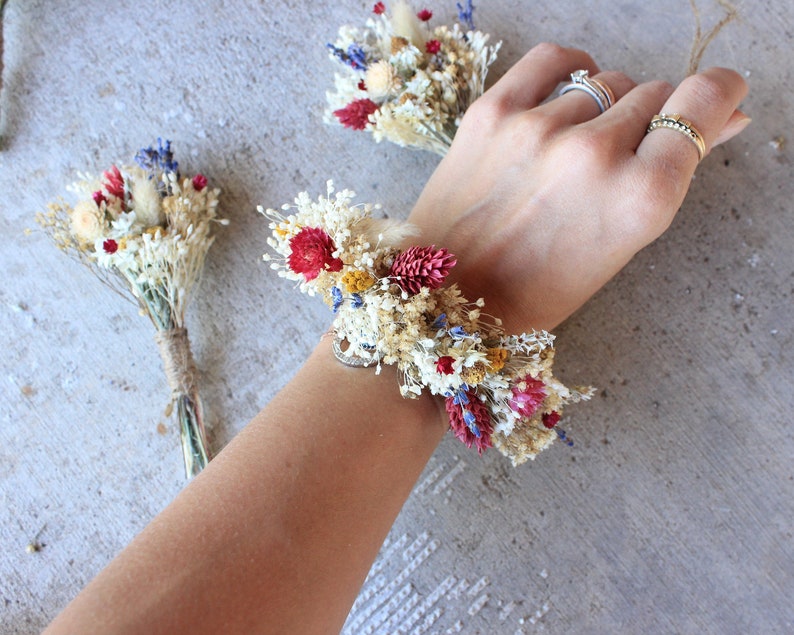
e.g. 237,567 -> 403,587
1,1 -> 792,633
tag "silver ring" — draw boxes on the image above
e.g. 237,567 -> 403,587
332,335 -> 377,368
559,69 -> 614,113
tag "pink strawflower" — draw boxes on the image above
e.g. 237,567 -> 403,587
102,239 -> 119,254
373,1 -> 385,14
436,356 -> 455,375
102,165 -> 125,199
92,190 -> 107,206
417,8 -> 433,21
509,376 -> 547,418
192,174 -> 208,191
425,39 -> 441,54
389,245 -> 456,294
445,390 -> 493,454
288,227 -> 344,281
542,411 -> 561,429
333,98 -> 379,131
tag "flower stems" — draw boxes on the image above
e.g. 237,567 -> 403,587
155,327 -> 212,479
176,389 -> 211,479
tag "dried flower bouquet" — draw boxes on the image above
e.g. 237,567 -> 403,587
326,0 -> 501,156
37,140 -> 226,478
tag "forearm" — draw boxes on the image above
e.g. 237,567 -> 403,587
45,336 -> 446,635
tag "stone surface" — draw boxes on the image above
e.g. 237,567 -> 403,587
1,1 -> 792,633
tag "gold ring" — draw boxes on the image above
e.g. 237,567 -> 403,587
559,70 -> 614,113
646,113 -> 706,161
588,77 -> 614,109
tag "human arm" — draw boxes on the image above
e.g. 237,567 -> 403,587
43,43 -> 748,635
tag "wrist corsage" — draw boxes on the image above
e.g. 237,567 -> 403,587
325,0 -> 501,156
36,140 -> 227,478
261,183 -> 592,465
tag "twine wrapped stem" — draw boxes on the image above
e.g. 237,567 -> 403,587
155,327 -> 212,478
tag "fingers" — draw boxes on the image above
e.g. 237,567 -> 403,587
482,43 -> 599,114
636,67 -> 749,167
712,108 -> 752,147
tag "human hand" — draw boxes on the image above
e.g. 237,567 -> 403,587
407,43 -> 749,332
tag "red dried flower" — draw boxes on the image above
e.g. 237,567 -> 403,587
389,245 -> 456,294
102,165 -> 125,199
333,98 -> 379,130
92,190 -> 107,206
425,39 -> 441,54
103,239 -> 119,254
542,411 -> 561,429
192,174 -> 208,191
373,1 -> 386,14
288,227 -> 344,281
357,79 -> 367,91
436,356 -> 455,375
445,390 -> 493,454
417,9 -> 432,21
509,376 -> 547,418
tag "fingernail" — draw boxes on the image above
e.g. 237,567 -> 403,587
713,113 -> 752,147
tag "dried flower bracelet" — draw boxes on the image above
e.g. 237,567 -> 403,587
261,183 -> 592,465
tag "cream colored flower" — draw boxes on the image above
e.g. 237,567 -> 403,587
69,200 -> 104,241
365,60 -> 401,101
391,0 -> 426,49
130,172 -> 164,228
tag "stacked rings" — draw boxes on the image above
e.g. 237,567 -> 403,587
646,113 -> 706,161
559,69 -> 615,113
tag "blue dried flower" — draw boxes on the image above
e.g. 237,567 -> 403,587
456,0 -> 476,31
452,388 -> 469,406
449,325 -> 468,340
331,286 -> 343,312
432,313 -> 447,329
135,138 -> 179,175
327,43 -> 368,71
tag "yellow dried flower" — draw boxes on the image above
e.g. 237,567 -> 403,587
460,361 -> 487,385
342,269 -> 376,293
391,36 -> 409,54
144,226 -> 165,238
486,347 -> 509,372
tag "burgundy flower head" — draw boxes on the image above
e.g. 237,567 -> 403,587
288,227 -> 344,281
192,174 -> 208,191
333,98 -> 379,131
389,245 -> 456,294
425,39 -> 441,54
509,376 -> 547,418
436,355 -> 455,375
445,390 -> 493,454
542,411 -> 561,429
